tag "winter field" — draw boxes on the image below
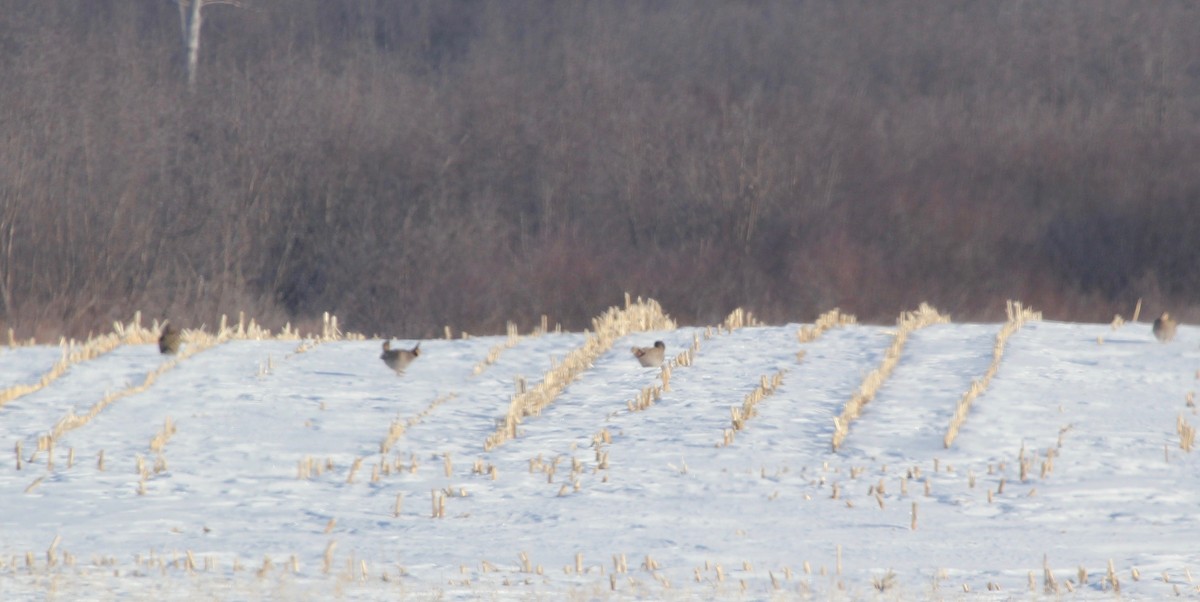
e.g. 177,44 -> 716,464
1,298 -> 1198,600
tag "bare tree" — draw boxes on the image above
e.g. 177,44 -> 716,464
3,1 -> 1200,339
0,198 -> 18,323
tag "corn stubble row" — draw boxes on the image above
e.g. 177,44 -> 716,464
627,307 -> 756,414
45,313 -> 322,444
0,312 -> 160,414
721,371 -> 787,447
6,542 -> 1186,598
532,305 -> 765,500
796,308 -> 857,343
484,294 -> 676,450
11,311 -> 348,434
943,300 -> 1041,448
382,304 -> 829,504
472,317 -> 557,376
13,312 -> 359,492
577,307 -> 766,495
301,300 -> 677,512
831,303 -> 949,452
379,393 -> 458,455
627,334 -> 699,413
757,307 -> 857,448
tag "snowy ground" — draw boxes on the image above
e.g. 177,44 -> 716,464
1,310 -> 1199,600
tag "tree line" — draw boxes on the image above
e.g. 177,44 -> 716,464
2,1 -> 1198,340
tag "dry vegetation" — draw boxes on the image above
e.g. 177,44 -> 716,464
797,309 -> 857,344
10,311 -> 359,492
44,312 -> 348,447
943,301 -> 1042,448
485,295 -> 675,450
625,306 -> 760,414
471,317 -> 557,376
2,2 -> 1200,341
831,303 -> 949,451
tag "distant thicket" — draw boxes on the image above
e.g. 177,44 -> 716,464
2,1 -> 1199,339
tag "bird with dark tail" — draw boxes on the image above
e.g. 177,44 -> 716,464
1153,312 -> 1177,343
631,340 -> 666,367
381,340 -> 420,373
159,322 -> 181,355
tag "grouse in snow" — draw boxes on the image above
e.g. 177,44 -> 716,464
631,340 -> 666,367
1153,312 -> 1177,343
158,322 -> 181,355
381,340 -> 420,373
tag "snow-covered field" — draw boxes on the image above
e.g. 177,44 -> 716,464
2,303 -> 1199,600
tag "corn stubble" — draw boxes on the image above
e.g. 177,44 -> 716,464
10,302 -> 1192,597
944,301 -> 1041,448
485,295 -> 676,450
722,371 -> 787,447
472,318 -> 552,376
378,393 -> 457,455
43,312 -> 358,453
0,312 -> 160,414
796,308 -> 857,343
832,303 -> 949,451
627,307 -> 755,414
1177,415 -> 1196,452
12,312 -> 361,494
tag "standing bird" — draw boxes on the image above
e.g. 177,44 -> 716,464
1152,312 -> 1177,343
631,340 -> 666,367
158,321 -> 181,355
381,340 -> 420,373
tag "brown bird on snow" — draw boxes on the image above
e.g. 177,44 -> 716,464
631,340 -> 666,367
381,340 -> 420,373
158,321 -> 181,355
1152,312 -> 1177,343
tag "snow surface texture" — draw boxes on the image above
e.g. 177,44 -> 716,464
2,308 -> 1199,600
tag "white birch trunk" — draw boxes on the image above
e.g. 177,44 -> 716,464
185,0 -> 204,91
